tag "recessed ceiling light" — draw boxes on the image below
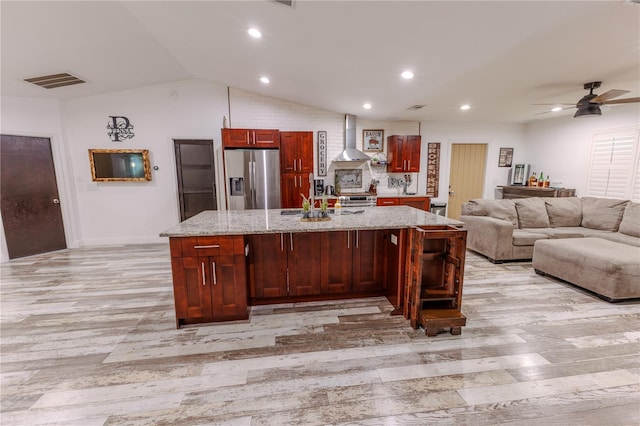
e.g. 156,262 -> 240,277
551,106 -> 563,112
401,71 -> 414,80
248,28 -> 262,38
460,104 -> 471,110
363,103 -> 372,109
260,76 -> 270,84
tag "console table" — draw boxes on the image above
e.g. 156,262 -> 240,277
498,186 -> 576,199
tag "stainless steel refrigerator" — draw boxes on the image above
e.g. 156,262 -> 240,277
224,149 -> 281,210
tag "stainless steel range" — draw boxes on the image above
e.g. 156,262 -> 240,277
338,193 -> 377,207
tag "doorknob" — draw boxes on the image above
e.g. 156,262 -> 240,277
448,191 -> 455,196
52,198 -> 60,204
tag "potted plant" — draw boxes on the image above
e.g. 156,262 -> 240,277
319,196 -> 329,218
301,194 -> 312,218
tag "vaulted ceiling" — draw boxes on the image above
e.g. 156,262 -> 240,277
2,0 -> 639,123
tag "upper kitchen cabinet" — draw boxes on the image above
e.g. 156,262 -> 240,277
280,131 -> 314,174
387,135 -> 421,173
222,128 -> 280,149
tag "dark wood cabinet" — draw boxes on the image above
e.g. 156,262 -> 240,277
321,231 -> 352,294
280,174 -> 312,209
288,232 -> 322,296
280,132 -> 313,174
352,229 -> 386,293
280,131 -> 314,208
405,226 -> 467,336
250,232 -> 322,300
169,235 -> 248,328
249,233 -> 287,298
387,135 -> 421,172
222,128 -> 280,148
377,196 -> 430,211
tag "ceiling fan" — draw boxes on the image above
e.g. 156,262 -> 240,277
535,82 -> 640,118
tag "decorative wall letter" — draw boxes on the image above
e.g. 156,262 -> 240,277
426,142 -> 440,197
107,116 -> 135,142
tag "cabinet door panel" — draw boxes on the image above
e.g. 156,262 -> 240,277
352,230 -> 385,293
321,231 -> 352,294
252,130 -> 280,148
172,256 -> 212,318
298,132 -> 314,174
251,234 -> 287,298
281,174 -> 301,208
211,254 -> 248,318
406,135 -> 421,172
386,136 -> 405,173
280,132 -> 298,173
222,129 -> 251,148
399,197 -> 430,211
288,233 -> 321,296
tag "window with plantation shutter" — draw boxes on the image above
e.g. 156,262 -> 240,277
586,128 -> 640,200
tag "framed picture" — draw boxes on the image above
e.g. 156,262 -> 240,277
363,129 -> 384,152
498,147 -> 513,167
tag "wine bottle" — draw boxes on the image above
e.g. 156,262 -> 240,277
539,172 -> 544,187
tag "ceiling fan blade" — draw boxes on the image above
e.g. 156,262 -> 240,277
600,97 -> 640,105
534,106 -> 575,115
531,103 -> 575,106
591,89 -> 630,103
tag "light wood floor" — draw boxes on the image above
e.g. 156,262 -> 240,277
1,243 -> 638,425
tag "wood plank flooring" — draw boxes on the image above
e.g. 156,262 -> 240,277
1,243 -> 638,425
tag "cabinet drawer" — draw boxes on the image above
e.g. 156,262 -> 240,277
180,236 -> 243,257
377,198 -> 399,206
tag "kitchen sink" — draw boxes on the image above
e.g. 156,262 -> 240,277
280,209 -> 364,216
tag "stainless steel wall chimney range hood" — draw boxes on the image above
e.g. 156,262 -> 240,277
333,114 -> 372,162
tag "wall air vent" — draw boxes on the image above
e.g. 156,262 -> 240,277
407,105 -> 425,110
24,72 -> 86,89
272,0 -> 295,7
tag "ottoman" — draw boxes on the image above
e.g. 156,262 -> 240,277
533,237 -> 640,301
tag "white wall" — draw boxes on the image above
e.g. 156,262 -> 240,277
419,122 -> 528,203
60,79 -> 229,246
524,105 -> 640,196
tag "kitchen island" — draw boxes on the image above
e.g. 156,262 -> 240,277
161,206 -> 466,330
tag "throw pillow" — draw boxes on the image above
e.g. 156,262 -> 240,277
465,199 -> 518,227
581,197 -> 629,232
544,197 -> 582,227
619,201 -> 640,237
514,197 -> 550,228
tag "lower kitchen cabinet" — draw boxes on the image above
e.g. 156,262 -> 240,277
250,232 -> 322,300
251,230 -> 387,302
169,235 -> 248,328
377,197 -> 430,211
351,229 -> 386,293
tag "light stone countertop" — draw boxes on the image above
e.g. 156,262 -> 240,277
159,206 -> 463,237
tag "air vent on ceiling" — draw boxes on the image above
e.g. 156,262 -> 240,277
24,72 -> 85,89
407,105 -> 426,110
272,0 -> 295,7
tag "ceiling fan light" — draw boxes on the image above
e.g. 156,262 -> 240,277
574,104 -> 602,118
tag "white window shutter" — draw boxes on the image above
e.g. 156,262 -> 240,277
586,128 -> 640,199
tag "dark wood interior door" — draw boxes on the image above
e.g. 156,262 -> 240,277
174,140 -> 217,221
1,135 -> 67,259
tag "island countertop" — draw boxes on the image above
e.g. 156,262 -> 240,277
159,206 -> 463,237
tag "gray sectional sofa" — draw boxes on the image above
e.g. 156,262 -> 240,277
461,197 -> 640,301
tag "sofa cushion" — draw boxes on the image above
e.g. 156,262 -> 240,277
464,199 -> 518,227
619,201 -> 640,238
581,197 -> 628,232
544,197 -> 582,227
514,197 -> 550,228
512,230 -> 548,246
